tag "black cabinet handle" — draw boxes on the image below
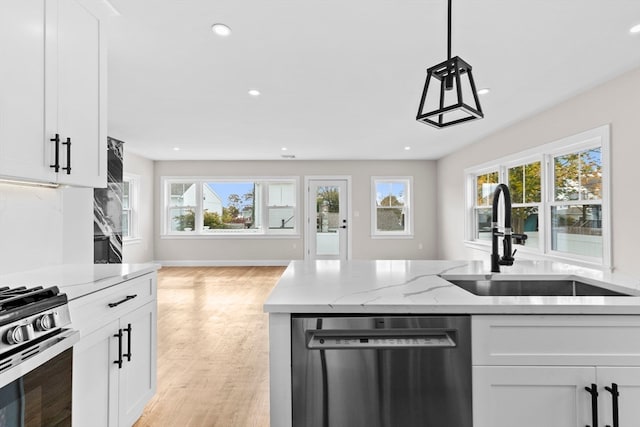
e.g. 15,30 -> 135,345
62,137 -> 71,175
605,383 -> 619,427
50,134 -> 60,172
123,323 -> 132,362
113,328 -> 123,369
108,294 -> 138,308
585,383 -> 599,427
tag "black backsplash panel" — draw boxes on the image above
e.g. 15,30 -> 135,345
94,137 -> 123,263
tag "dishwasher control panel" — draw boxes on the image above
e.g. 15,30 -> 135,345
306,329 -> 457,349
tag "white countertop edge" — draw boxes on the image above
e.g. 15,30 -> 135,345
265,303 -> 640,315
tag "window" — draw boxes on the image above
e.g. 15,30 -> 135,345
473,170 -> 499,242
508,160 -> 541,249
551,146 -> 603,258
168,181 -> 197,232
122,175 -> 139,240
268,182 -> 296,230
465,125 -> 610,268
372,177 -> 412,237
162,177 -> 298,236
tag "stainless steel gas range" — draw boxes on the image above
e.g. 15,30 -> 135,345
0,285 -> 79,426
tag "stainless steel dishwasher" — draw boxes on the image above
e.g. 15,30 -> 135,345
291,315 -> 472,427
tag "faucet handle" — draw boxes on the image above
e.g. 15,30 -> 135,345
512,233 -> 528,245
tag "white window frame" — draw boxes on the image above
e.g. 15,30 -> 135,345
464,125 -> 611,269
504,155 -> 544,253
161,176 -> 300,238
467,167 -> 500,244
371,176 -> 413,238
122,174 -> 140,242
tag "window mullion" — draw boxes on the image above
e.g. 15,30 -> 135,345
192,182 -> 200,233
261,181 -> 268,233
543,153 -> 551,256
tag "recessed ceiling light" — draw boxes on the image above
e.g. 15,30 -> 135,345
630,24 -> 640,34
404,146 -> 411,151
281,147 -> 288,151
211,23 -> 231,37
477,88 -> 491,95
248,89 -> 261,96
173,147 -> 180,151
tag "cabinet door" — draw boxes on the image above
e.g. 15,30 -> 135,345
119,302 -> 157,427
54,0 -> 107,187
473,366 -> 595,427
597,367 -> 640,427
0,0 -> 55,183
73,319 -> 120,427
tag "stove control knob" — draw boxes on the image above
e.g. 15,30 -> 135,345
6,324 -> 35,345
36,313 -> 59,331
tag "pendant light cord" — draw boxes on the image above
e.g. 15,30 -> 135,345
447,0 -> 452,60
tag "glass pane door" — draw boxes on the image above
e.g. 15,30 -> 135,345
308,179 -> 348,260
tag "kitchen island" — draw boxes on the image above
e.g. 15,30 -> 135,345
264,259 -> 640,427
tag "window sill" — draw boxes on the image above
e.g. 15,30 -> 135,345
161,233 -> 300,240
371,234 -> 414,239
123,237 -> 141,245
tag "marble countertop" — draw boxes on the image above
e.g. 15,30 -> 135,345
0,263 -> 160,301
264,260 -> 640,314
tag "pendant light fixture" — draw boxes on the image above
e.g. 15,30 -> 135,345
416,0 -> 483,128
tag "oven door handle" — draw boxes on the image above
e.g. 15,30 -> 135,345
306,328 -> 458,350
0,329 -> 80,389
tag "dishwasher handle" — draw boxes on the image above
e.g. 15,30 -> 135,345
306,328 -> 458,350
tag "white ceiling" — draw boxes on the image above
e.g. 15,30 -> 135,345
106,0 -> 640,161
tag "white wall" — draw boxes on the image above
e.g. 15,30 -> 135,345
154,160 -> 437,264
0,183 -> 63,274
123,150 -> 155,263
0,183 -> 94,274
437,66 -> 640,276
63,187 -> 93,264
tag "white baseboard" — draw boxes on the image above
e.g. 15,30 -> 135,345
154,259 -> 292,267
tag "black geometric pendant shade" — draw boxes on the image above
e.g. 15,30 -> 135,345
416,0 -> 484,128
416,56 -> 483,128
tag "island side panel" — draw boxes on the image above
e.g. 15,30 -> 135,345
269,313 -> 292,427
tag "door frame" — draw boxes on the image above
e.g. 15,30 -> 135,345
304,176 -> 352,260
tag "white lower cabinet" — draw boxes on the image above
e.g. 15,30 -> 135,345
474,366 -> 593,427
596,367 -> 640,426
71,273 -> 157,427
118,303 -> 157,427
472,315 -> 640,427
73,319 -> 120,427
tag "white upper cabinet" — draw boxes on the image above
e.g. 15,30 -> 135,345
51,0 -> 107,187
0,0 -> 107,187
0,0 -> 55,183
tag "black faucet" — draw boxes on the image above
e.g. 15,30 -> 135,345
491,184 -> 527,273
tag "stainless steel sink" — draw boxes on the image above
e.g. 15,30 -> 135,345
444,279 -> 631,297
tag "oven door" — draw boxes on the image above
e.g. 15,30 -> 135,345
0,329 -> 79,426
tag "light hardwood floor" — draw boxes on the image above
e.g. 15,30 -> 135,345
133,266 -> 286,427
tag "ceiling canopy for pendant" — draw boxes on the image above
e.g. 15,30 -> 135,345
416,0 -> 483,128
